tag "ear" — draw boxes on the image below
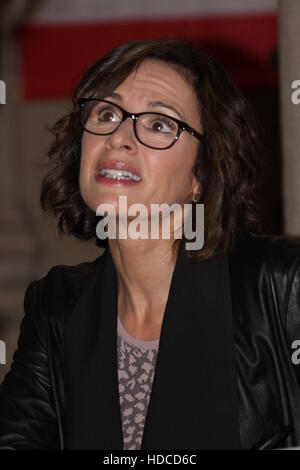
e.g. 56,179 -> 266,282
191,173 -> 201,197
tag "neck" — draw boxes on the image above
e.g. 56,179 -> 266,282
107,237 -> 180,328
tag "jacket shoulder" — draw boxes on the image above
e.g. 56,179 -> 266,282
232,231 -> 300,275
26,252 -> 105,327
231,232 -> 300,337
34,251 -> 103,292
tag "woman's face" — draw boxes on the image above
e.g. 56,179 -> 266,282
79,59 -> 203,220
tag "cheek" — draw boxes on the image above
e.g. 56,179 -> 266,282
80,134 -> 95,167
80,134 -> 100,182
148,148 -> 180,175
79,139 -> 88,190
149,145 -> 195,188
79,137 -> 96,199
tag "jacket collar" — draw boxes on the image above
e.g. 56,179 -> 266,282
63,239 -> 240,449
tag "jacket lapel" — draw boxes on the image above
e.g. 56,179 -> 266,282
63,240 -> 240,449
62,246 -> 123,450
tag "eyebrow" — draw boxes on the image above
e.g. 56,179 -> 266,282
104,92 -> 184,120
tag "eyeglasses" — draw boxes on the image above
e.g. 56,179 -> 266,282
78,98 -> 205,150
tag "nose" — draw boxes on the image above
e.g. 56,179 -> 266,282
105,116 -> 137,151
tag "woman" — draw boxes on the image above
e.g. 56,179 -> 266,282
0,38 -> 300,451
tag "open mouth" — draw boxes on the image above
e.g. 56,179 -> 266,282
98,168 -> 141,182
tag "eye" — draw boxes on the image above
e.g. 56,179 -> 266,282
90,103 -> 121,123
97,106 -> 120,123
143,115 -> 177,134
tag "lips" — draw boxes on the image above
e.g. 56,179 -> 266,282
96,160 -> 141,179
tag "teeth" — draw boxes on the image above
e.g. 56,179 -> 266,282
99,168 -> 141,181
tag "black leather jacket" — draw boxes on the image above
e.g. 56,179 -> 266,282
1,232 -> 300,450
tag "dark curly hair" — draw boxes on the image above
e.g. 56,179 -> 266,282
40,37 -> 264,262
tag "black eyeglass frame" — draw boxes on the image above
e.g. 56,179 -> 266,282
77,98 -> 205,150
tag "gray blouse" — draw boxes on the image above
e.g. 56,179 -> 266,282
117,315 -> 160,450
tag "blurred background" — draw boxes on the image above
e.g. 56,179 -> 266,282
0,0 -> 299,381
